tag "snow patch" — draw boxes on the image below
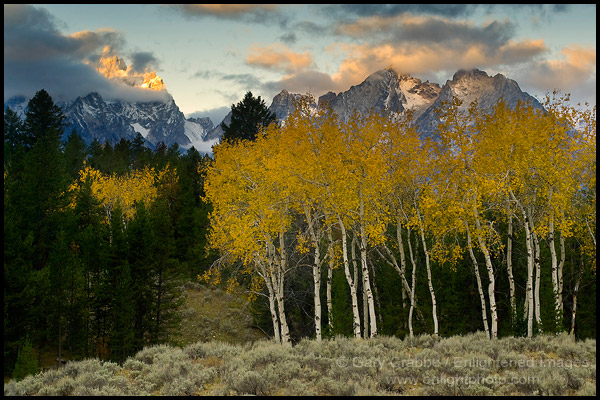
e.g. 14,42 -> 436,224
182,137 -> 219,155
184,119 -> 207,142
131,122 -> 149,138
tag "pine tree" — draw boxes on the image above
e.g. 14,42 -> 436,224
63,129 -> 87,179
4,106 -> 24,162
221,91 -> 276,143
12,337 -> 38,381
22,89 -> 66,149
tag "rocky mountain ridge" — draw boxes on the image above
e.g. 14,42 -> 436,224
4,67 -> 543,150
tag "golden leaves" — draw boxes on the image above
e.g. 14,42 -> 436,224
68,163 -> 176,223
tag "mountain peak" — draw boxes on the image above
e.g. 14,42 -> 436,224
140,72 -> 166,91
452,68 -> 489,81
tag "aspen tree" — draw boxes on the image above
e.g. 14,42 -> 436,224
204,134 -> 292,344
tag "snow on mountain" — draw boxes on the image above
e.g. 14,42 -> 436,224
415,69 -> 544,137
5,67 -> 544,152
4,96 -> 29,117
131,122 -> 150,138
311,67 -> 442,123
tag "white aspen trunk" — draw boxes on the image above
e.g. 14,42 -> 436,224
472,207 -> 498,340
558,232 -> 565,315
396,218 -> 409,331
547,190 -> 561,330
397,219 -> 408,313
511,190 -> 534,337
369,258 -> 383,327
358,189 -> 377,338
570,254 -> 584,336
258,258 -> 281,343
406,226 -> 417,338
338,216 -> 362,338
312,248 -> 322,341
532,229 -> 543,333
268,292 -> 281,343
359,226 -> 378,338
465,222 -> 490,339
380,244 -> 413,301
275,232 -> 290,344
506,201 -> 516,329
362,278 -> 369,338
525,224 -> 535,338
351,234 -> 367,338
303,205 -> 322,341
417,209 -> 438,336
326,227 -> 334,333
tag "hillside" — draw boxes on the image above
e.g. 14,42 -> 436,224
4,333 -> 596,396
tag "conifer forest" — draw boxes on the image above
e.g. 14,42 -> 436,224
3,89 -> 596,387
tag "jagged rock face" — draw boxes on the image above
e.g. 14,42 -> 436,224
64,92 -> 138,144
204,111 -> 230,142
184,117 -> 214,145
316,67 -> 441,122
268,89 -> 317,121
6,67 -> 544,149
59,92 -> 206,148
111,95 -> 189,147
415,69 -> 544,137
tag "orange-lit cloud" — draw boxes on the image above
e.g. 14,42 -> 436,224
85,46 -> 165,91
181,4 -> 278,16
246,43 -> 314,73
325,38 -> 548,91
516,45 -> 596,101
170,4 -> 280,21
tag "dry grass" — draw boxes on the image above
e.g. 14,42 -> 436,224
175,282 -> 268,346
5,332 -> 596,396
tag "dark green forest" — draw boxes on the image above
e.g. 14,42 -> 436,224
3,90 -> 596,381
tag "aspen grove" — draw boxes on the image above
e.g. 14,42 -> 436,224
204,93 -> 596,342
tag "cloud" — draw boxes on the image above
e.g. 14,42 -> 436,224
514,45 -> 596,105
246,43 -> 314,73
328,4 -> 571,19
172,4 -> 278,17
330,4 -> 482,19
167,4 -> 288,26
4,5 -> 124,63
320,13 -> 548,91
262,70 -> 340,98
130,51 -> 160,74
328,38 -> 547,88
4,4 -> 167,104
187,106 -> 231,126
336,14 -> 515,50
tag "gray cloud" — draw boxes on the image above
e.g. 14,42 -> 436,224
335,14 -> 517,52
130,51 -> 160,74
278,32 -> 297,45
4,4 -> 166,104
262,70 -> 340,99
186,105 -> 231,126
167,4 -> 290,27
328,4 -> 570,20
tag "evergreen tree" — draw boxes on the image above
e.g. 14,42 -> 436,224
4,106 -> 24,162
63,129 -> 87,179
22,89 -> 66,149
72,175 -> 108,357
221,91 -> 276,142
131,133 -> 151,169
126,202 -> 154,351
12,337 -> 38,381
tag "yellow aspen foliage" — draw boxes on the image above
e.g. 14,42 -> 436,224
68,163 -> 175,223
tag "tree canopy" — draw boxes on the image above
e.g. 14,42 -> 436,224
221,91 -> 276,143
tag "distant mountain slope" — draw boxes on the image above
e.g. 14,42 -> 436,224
5,67 -> 544,149
415,69 -> 544,137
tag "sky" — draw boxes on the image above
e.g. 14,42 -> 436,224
4,4 -> 596,125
